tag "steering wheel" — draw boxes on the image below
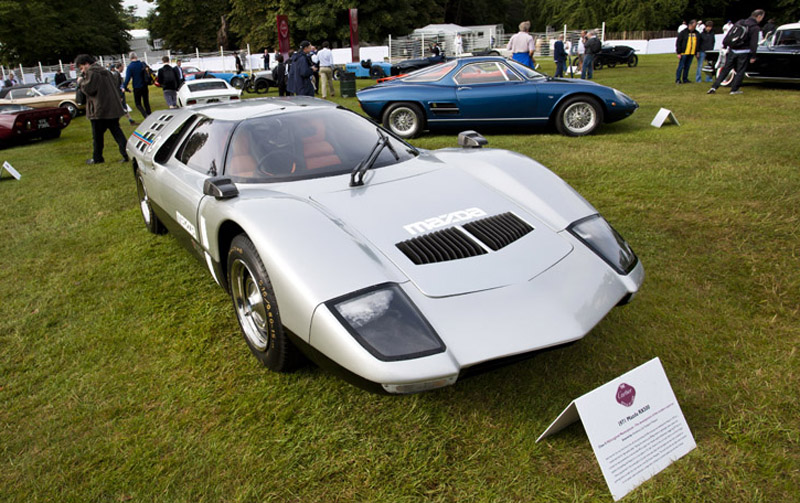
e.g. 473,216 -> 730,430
256,149 -> 299,177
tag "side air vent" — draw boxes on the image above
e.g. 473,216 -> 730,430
397,227 -> 487,265
462,212 -> 534,251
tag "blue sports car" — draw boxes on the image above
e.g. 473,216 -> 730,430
357,56 -> 638,138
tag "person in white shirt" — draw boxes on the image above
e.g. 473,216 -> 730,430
678,21 -> 688,33
454,33 -> 464,56
577,30 -> 587,71
506,21 -> 535,68
317,41 -> 335,99
697,20 -> 705,33
723,20 -> 734,34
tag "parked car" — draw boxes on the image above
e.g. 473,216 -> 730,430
0,104 -> 72,148
56,78 -> 79,91
390,55 -> 452,76
246,69 -> 276,93
357,56 -> 638,138
593,45 -> 639,70
127,97 -> 644,394
338,60 -> 394,79
704,22 -> 800,85
176,78 -> 241,107
182,66 -> 250,89
0,83 -> 83,118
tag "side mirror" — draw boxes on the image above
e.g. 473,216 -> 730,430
203,176 -> 239,200
458,130 -> 488,148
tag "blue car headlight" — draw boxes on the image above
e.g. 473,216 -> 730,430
568,214 -> 638,274
327,284 -> 445,361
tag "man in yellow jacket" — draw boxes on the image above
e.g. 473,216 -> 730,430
675,20 -> 699,84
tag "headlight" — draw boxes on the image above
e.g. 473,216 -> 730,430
328,284 -> 445,361
613,89 -> 633,104
568,214 -> 638,274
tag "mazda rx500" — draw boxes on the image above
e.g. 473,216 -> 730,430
127,98 -> 644,393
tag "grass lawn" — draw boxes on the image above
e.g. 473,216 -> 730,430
1,54 -> 798,502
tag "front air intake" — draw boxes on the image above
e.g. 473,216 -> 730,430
462,212 -> 534,251
397,227 -> 487,265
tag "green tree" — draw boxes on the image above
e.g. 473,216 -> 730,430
0,0 -> 130,65
145,0 -> 232,51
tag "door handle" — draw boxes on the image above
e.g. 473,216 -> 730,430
457,86 -> 472,91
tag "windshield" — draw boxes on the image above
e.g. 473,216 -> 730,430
189,81 -> 229,92
506,60 -> 546,79
225,107 -> 415,183
34,84 -> 61,96
401,60 -> 458,82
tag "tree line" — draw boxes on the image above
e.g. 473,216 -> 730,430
1,0 -> 797,65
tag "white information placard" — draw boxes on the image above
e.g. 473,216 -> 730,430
537,358 -> 695,501
650,108 -> 680,128
2,161 -> 21,180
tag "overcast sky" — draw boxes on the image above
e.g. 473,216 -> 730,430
123,0 -> 152,16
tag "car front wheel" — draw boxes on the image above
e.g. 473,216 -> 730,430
382,102 -> 424,139
554,96 -> 604,136
59,102 -> 78,118
593,58 -> 603,70
227,234 -> 302,372
254,79 -> 270,94
135,169 -> 167,234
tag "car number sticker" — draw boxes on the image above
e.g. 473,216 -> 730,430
176,211 -> 197,239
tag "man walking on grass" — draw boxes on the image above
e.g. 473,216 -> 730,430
75,54 -> 128,165
708,9 -> 765,95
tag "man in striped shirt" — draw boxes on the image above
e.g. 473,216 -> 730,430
675,20 -> 699,83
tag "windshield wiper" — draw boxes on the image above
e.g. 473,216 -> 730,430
350,128 -> 399,187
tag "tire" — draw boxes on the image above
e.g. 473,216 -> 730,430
554,96 -> 604,137
254,79 -> 270,94
230,76 -> 245,89
382,102 -> 425,139
333,68 -> 345,81
627,54 -> 638,67
135,169 -> 167,234
593,58 -> 603,70
227,234 -> 302,372
369,65 -> 386,79
59,102 -> 78,118
717,67 -> 735,87
244,80 -> 254,93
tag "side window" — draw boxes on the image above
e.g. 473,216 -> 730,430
175,117 -> 235,175
9,89 -> 28,99
154,115 -> 197,164
454,62 -> 519,85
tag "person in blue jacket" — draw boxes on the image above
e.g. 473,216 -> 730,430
287,41 -> 317,97
123,52 -> 151,118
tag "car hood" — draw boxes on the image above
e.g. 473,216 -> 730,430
309,167 -> 573,298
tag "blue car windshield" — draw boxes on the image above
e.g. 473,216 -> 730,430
225,108 -> 416,183
506,60 -> 546,79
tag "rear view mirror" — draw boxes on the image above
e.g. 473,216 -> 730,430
204,176 -> 239,200
458,130 -> 488,148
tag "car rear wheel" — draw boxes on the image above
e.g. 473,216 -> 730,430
59,102 -> 78,118
135,169 -> 167,234
593,58 -> 603,70
227,234 -> 302,372
333,68 -> 345,80
230,76 -> 245,89
382,102 -> 424,139
627,55 -> 638,67
370,65 -> 386,79
254,79 -> 270,94
555,96 -> 603,136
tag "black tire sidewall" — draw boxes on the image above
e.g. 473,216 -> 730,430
227,234 -> 297,372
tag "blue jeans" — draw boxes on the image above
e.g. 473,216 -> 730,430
676,55 -> 693,82
582,54 -> 594,79
695,52 -> 711,82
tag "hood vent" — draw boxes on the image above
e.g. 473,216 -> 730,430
397,227 -> 487,265
463,212 -> 534,251
396,212 -> 534,265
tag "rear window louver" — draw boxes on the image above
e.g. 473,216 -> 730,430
396,212 -> 534,265
134,114 -> 174,152
462,212 -> 534,251
397,227 -> 487,265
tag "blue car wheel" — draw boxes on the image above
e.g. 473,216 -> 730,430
382,102 -> 424,139
555,96 -> 603,136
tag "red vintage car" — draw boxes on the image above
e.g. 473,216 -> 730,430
0,104 -> 72,148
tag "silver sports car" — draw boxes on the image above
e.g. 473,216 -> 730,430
127,97 -> 644,394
